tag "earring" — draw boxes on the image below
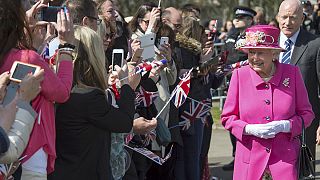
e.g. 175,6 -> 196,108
272,58 -> 277,62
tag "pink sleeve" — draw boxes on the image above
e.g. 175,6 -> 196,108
221,69 -> 248,142
27,50 -> 73,103
289,66 -> 315,139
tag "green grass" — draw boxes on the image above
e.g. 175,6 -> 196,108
210,106 -> 222,126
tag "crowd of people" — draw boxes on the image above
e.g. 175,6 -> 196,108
0,0 -> 319,180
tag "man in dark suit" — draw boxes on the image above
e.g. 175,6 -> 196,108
277,0 -> 320,168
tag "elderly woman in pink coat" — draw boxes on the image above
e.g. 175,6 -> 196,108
221,25 -> 314,180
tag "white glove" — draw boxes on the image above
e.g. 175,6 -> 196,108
244,124 -> 276,139
265,120 -> 291,134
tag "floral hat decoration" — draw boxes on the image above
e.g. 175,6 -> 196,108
235,25 -> 284,53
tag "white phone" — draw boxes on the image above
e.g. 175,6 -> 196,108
9,61 -> 41,83
160,37 -> 169,46
139,33 -> 155,61
112,49 -> 124,71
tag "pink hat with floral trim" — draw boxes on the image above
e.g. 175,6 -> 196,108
235,25 -> 284,52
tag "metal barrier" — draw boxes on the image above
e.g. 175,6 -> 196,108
211,42 -> 227,111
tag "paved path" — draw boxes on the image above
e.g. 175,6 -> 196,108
208,128 -> 320,180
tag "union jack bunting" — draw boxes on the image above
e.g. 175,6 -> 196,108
171,69 -> 192,108
141,130 -> 156,146
124,144 -> 173,165
135,86 -> 159,107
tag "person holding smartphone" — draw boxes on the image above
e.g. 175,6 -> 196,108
0,1 -> 75,179
0,70 -> 43,164
48,25 -> 139,180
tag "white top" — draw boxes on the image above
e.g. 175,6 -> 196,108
279,28 -> 300,63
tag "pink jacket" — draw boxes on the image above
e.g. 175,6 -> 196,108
0,49 -> 73,173
221,62 -> 314,180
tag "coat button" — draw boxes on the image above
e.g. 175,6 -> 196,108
265,100 -> 270,105
265,84 -> 269,89
265,116 -> 271,121
266,147 -> 271,153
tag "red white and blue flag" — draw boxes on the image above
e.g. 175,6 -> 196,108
135,86 -> 159,107
135,59 -> 167,74
124,144 -> 173,165
197,98 -> 212,119
180,98 -> 212,130
171,69 -> 192,108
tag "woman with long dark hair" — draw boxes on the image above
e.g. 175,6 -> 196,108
0,0 -> 74,179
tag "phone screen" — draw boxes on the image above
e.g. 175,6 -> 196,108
12,64 -> 37,81
113,53 -> 123,70
41,6 -> 63,22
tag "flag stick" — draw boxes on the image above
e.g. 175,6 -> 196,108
155,93 -> 174,119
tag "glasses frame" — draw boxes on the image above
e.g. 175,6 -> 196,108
86,15 -> 102,25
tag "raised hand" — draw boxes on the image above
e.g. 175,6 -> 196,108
148,7 -> 161,32
57,8 -> 74,45
25,0 -> 48,30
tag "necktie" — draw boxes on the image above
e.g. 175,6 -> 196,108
282,39 -> 292,64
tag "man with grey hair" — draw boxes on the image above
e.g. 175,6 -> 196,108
277,0 -> 320,170
162,7 -> 182,34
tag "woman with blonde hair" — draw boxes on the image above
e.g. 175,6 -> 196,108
49,26 -> 138,180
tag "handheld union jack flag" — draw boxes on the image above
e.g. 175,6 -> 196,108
180,100 -> 204,130
180,98 -> 212,130
135,86 -> 159,107
196,98 -> 212,119
171,69 -> 192,108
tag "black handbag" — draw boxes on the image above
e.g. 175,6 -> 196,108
298,116 -> 315,180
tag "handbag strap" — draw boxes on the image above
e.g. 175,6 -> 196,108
300,115 -> 306,146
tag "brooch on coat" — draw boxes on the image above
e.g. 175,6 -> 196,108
282,78 -> 290,87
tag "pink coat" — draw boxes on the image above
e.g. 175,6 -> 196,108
221,62 -> 314,180
0,49 -> 73,173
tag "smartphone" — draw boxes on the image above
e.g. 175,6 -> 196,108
159,37 -> 169,46
9,61 -> 41,83
112,49 -> 124,71
139,33 -> 155,61
40,6 -> 66,22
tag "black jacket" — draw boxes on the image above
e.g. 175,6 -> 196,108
49,85 -> 135,180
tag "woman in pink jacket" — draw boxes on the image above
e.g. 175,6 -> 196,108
0,1 -> 74,179
221,25 -> 314,180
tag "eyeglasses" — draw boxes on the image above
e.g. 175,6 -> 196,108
86,16 -> 102,25
172,23 -> 182,30
141,19 -> 150,25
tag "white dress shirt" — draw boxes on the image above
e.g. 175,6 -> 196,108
279,28 -> 300,63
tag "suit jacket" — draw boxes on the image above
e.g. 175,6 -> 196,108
221,63 -> 314,180
290,28 -> 320,121
289,29 -> 320,159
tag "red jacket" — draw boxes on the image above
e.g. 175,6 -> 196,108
0,49 -> 73,173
